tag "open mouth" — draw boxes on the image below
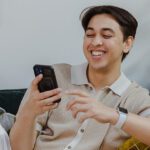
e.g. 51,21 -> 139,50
91,50 -> 106,58
91,51 -> 105,56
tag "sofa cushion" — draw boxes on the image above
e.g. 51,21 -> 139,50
0,89 -> 26,115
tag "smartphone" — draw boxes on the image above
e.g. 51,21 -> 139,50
33,64 -> 61,103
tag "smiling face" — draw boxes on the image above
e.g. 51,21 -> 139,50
83,14 -> 132,72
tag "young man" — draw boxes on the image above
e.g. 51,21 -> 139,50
10,5 -> 150,150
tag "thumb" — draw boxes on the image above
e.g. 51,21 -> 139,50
31,74 -> 43,91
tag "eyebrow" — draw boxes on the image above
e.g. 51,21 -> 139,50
86,27 -> 94,31
86,27 -> 114,33
102,28 -> 114,33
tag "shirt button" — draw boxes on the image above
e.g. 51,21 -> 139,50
68,146 -> 72,149
89,86 -> 93,90
80,129 -> 84,133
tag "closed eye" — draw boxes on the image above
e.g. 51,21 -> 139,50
103,34 -> 113,39
85,33 -> 95,38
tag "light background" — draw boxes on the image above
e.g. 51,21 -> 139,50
0,0 -> 150,89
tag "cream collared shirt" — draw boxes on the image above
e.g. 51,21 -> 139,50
21,63 -> 150,150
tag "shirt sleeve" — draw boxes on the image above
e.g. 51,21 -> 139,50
125,85 -> 150,117
139,108 -> 150,117
136,93 -> 150,118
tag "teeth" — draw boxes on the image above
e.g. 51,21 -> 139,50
91,51 -> 104,56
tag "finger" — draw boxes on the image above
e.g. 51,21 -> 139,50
79,112 -> 93,123
65,89 -> 89,97
42,103 -> 58,113
66,97 -> 89,110
71,104 -> 89,118
40,93 -> 62,106
31,74 -> 43,90
39,88 -> 62,100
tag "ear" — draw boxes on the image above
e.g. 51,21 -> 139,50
123,36 -> 134,53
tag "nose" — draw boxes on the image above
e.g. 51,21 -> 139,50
92,35 -> 103,46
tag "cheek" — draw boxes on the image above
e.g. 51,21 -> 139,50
106,39 -> 123,51
83,39 -> 89,51
83,40 -> 90,58
83,36 -> 92,46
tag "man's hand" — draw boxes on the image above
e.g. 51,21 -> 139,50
18,74 -> 62,119
66,90 -> 118,124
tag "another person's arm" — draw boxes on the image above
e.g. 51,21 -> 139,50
9,74 -> 62,150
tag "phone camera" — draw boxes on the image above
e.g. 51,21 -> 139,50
39,69 -> 42,73
34,67 -> 42,75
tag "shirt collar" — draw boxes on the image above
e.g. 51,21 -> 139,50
109,72 -> 131,96
71,63 -> 131,96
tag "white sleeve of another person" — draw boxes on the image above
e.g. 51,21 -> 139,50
0,124 -> 11,150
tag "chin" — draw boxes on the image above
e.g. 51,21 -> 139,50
90,63 -> 107,71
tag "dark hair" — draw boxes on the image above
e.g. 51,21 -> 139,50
80,5 -> 138,60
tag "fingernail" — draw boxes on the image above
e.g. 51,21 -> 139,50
38,74 -> 43,78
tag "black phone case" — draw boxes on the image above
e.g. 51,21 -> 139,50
33,64 -> 61,103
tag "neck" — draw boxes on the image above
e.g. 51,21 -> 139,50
87,65 -> 121,90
